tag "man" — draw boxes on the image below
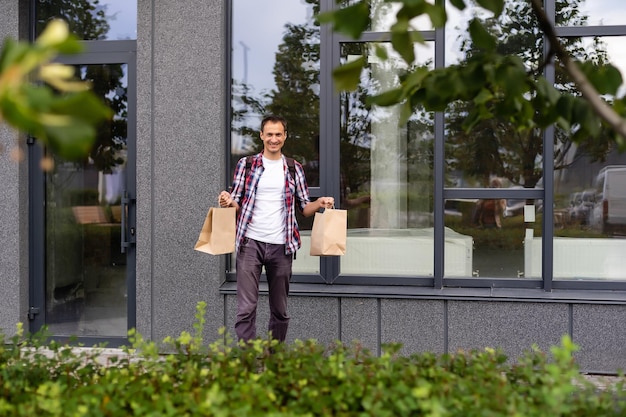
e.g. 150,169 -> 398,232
218,115 -> 334,342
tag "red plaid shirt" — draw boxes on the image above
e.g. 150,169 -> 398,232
230,153 -> 310,255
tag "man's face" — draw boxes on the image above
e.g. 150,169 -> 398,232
260,121 -> 286,156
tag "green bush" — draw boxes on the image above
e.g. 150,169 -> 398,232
1,305 -> 625,416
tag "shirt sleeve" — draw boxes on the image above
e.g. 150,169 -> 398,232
293,161 -> 310,212
230,157 -> 247,204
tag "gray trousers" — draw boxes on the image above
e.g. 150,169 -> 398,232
235,237 -> 293,342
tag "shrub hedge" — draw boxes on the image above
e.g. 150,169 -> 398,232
1,302 -> 625,416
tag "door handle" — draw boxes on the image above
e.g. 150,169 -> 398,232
121,190 -> 136,253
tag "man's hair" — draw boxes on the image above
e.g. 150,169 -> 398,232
261,115 -> 287,133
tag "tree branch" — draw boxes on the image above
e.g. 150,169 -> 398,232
530,0 -> 626,139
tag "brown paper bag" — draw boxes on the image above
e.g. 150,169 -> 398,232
194,207 -> 236,255
310,208 -> 347,256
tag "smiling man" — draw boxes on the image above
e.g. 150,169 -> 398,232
218,115 -> 334,343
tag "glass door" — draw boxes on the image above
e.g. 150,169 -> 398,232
29,49 -> 136,343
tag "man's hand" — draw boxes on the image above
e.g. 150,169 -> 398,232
218,191 -> 233,208
317,196 -> 335,209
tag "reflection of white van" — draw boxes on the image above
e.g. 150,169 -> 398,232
590,166 -> 626,235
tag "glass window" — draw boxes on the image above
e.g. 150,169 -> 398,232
342,0 -> 435,32
231,0 -> 320,186
46,63 -> 129,336
550,33 -> 626,280
444,0 -> 545,189
332,41 -> 437,277
445,0 -> 497,66
36,0 -> 137,40
445,194 -> 543,278
231,0 -> 320,274
552,144 -> 626,280
557,0 -> 626,27
229,0 -> 626,285
559,36 -> 626,99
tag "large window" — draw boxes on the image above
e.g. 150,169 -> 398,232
229,0 -> 626,288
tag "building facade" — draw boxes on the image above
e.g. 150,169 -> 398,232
2,0 -> 626,374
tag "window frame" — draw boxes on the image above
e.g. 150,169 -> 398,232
226,0 -> 626,293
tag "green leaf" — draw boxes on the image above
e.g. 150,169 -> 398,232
52,34 -> 83,55
50,91 -> 113,124
424,3 -> 447,28
45,121 -> 97,161
374,44 -> 388,61
391,31 -> 415,64
316,2 -> 369,40
448,0 -> 467,11
461,107 -> 484,131
579,62 -> 623,96
474,0 -> 504,16
22,84 -> 55,111
473,88 -> 493,105
401,66 -> 429,96
572,98 -> 601,138
368,87 -> 404,107
332,57 -> 364,91
399,100 -> 413,125
556,95 -> 574,120
0,38 -> 30,72
535,77 -> 560,105
496,60 -> 528,97
469,19 -> 496,51
0,97 -> 46,137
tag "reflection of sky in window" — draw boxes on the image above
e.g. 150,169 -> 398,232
445,1 -> 492,65
100,0 -> 137,40
578,0 -> 626,26
233,0 -> 310,93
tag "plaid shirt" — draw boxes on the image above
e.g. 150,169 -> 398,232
230,152 -> 310,255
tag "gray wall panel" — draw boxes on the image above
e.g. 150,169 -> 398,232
0,0 -> 24,336
573,304 -> 626,373
135,0 -> 225,342
340,297 -> 378,353
226,293 -> 339,346
287,296 -> 339,346
448,301 -> 568,360
381,299 -> 445,356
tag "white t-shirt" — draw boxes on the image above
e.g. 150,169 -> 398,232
245,156 -> 285,244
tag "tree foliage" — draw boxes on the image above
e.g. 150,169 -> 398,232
318,0 -> 626,160
444,0 -> 614,187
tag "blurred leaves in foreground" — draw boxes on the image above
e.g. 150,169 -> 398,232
0,19 -> 112,163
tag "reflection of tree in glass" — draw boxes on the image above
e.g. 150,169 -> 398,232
231,80 -> 268,156
339,41 -> 435,221
37,1 -> 126,172
340,42 -> 373,198
37,0 -> 110,41
82,64 -> 127,173
230,1 -> 320,185
446,0 -> 612,188
266,0 -> 320,169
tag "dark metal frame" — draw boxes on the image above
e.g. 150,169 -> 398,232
224,0 -> 626,297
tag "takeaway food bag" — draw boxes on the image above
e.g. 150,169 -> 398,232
310,207 -> 347,256
194,207 -> 236,255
